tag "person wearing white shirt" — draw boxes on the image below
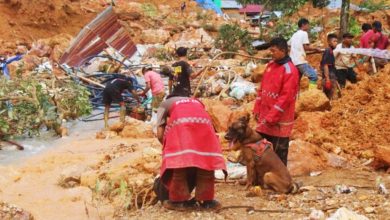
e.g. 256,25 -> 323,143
288,18 -> 322,89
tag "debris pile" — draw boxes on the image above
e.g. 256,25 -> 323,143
293,64 -> 390,170
0,202 -> 33,220
80,142 -> 161,214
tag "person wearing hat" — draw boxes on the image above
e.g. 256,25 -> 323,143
334,33 -> 358,88
140,66 -> 165,117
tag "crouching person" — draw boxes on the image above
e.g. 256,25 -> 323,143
156,96 -> 226,211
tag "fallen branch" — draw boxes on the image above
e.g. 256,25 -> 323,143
0,96 -> 37,104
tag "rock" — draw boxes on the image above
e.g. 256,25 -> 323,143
308,209 -> 325,220
58,165 -> 89,188
96,130 -> 118,139
119,118 -> 154,138
364,207 -> 375,214
291,111 -> 333,145
0,202 -> 34,220
202,99 -> 233,133
109,122 -> 125,133
327,207 -> 369,220
80,171 -> 100,188
119,11 -> 142,21
288,140 -> 330,176
141,29 -> 170,44
296,89 -> 331,114
373,145 -> 390,169
251,64 -> 266,83
165,28 -> 214,49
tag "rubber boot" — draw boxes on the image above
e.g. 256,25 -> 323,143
119,105 -> 126,124
104,107 -> 109,129
308,80 -> 317,90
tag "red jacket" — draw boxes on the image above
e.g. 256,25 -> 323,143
253,57 -> 299,137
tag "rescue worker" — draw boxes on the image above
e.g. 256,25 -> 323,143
253,37 -> 300,166
156,96 -> 226,211
103,77 -> 140,129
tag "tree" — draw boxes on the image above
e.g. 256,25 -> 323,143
339,0 -> 350,40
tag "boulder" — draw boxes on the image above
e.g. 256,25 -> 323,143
296,89 -> 331,114
202,99 -> 233,133
288,140 -> 347,176
119,118 -> 154,139
141,29 -> 170,44
373,145 -> 390,169
165,28 -> 214,49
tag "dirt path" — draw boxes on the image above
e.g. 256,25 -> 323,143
0,125 -> 389,219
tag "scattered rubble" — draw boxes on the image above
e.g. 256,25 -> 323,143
0,202 -> 33,220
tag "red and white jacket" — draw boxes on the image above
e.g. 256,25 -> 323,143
253,57 -> 299,137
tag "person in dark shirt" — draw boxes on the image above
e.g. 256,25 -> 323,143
169,47 -> 202,98
321,33 -> 338,100
103,78 -> 140,128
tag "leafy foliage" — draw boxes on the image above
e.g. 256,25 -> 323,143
359,0 -> 387,12
348,17 -> 361,37
141,3 -> 158,18
312,0 -> 331,8
0,75 -> 92,138
215,24 -> 254,56
268,20 -> 297,40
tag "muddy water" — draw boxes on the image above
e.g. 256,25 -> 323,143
0,118 -> 106,165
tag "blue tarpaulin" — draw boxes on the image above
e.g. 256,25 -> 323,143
196,0 -> 223,14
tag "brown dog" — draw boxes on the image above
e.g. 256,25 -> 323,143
224,114 -> 298,194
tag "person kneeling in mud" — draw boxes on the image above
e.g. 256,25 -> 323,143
103,78 -> 140,129
155,96 -> 227,211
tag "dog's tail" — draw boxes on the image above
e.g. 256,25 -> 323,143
289,182 -> 302,194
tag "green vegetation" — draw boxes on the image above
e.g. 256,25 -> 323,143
141,3 -> 158,18
215,24 -> 254,56
0,75 -> 91,138
359,0 -> 387,12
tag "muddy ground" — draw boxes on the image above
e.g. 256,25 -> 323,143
0,119 -> 389,220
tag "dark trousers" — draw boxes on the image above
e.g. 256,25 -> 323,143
260,133 -> 290,166
335,68 -> 357,88
163,167 -> 215,202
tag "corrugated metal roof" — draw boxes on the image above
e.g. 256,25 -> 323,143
239,4 -> 264,13
59,6 -> 137,67
221,0 -> 242,9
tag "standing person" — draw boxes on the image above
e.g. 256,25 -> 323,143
253,38 -> 299,166
140,66 -> 165,117
288,18 -> 322,89
156,96 -> 226,210
169,47 -> 202,98
0,53 -> 23,80
320,34 -> 338,100
334,33 -> 358,88
102,78 -> 140,129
